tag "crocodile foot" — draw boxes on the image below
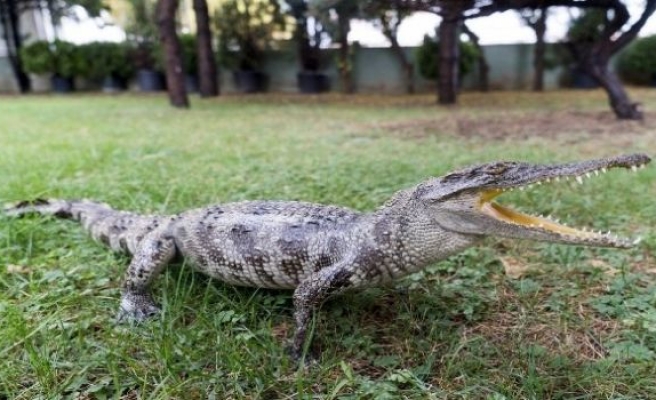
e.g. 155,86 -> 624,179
116,292 -> 161,323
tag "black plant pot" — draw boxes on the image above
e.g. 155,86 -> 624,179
51,75 -> 74,93
297,71 -> 330,94
102,75 -> 128,92
137,69 -> 165,92
185,74 -> 199,93
570,68 -> 598,89
233,70 -> 267,93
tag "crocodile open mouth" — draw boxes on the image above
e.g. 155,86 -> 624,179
478,189 -> 600,238
475,160 -> 649,247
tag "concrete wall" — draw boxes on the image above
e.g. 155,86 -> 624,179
0,58 -> 19,92
0,42 -> 564,94
475,43 -> 561,90
0,9 -> 52,93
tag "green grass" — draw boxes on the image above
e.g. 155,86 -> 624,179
1,90 -> 656,399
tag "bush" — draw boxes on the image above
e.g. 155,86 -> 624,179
617,35 -> 656,86
179,34 -> 198,75
416,35 -> 478,81
214,0 -> 285,70
19,40 -> 82,78
78,42 -> 134,81
567,9 -> 606,44
19,41 -> 52,75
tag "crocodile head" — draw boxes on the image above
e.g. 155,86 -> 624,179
415,153 -> 651,248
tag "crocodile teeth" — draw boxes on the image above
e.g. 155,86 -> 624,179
576,176 -> 584,184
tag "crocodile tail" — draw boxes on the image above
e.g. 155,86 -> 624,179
4,198 -> 150,254
4,198 -> 113,221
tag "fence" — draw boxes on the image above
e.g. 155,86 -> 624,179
0,43 -> 565,94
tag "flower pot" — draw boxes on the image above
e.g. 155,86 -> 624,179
137,69 -> 165,92
29,74 -> 50,92
102,75 -> 128,92
570,68 -> 598,89
297,71 -> 330,93
185,74 -> 199,93
233,70 -> 267,93
51,75 -> 74,93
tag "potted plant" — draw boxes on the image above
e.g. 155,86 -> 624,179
131,43 -> 165,91
215,0 -> 284,93
617,34 -> 656,87
180,34 -> 199,93
288,0 -> 330,93
79,42 -> 134,92
415,34 -> 478,83
20,40 -> 82,93
559,10 -> 605,89
124,0 -> 165,91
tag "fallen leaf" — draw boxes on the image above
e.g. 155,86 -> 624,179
588,259 -> 619,276
500,256 -> 531,279
5,264 -> 31,274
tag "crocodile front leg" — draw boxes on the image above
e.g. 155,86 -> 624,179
117,234 -> 177,322
290,262 -> 354,363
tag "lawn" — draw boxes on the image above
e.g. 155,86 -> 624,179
1,90 -> 656,399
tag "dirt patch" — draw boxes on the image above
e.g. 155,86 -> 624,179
370,110 -> 656,141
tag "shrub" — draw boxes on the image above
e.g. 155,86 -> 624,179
19,41 -> 52,75
179,34 -> 198,75
617,35 -> 656,86
19,40 -> 82,78
416,34 -> 478,81
567,9 -> 606,44
214,0 -> 285,70
78,42 -> 135,81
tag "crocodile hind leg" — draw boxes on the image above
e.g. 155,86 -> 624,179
117,233 -> 177,322
290,263 -> 354,363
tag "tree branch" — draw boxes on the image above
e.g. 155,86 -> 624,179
463,0 -> 625,19
609,0 -> 656,53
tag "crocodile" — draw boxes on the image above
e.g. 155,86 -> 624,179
4,153 -> 651,362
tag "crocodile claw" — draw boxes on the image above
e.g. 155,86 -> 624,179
116,293 -> 161,323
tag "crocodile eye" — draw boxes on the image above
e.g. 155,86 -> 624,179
485,164 -> 509,175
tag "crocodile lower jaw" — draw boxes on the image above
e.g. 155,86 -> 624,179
477,189 -> 634,247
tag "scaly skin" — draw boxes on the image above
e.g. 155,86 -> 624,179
4,153 -> 651,362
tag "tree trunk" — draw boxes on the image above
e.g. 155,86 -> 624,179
1,1 -> 31,92
336,11 -> 354,94
438,16 -> 460,104
156,0 -> 189,108
386,36 -> 414,94
462,23 -> 488,92
193,0 -> 218,97
402,62 -> 415,94
585,57 -> 642,119
577,0 -> 656,120
532,8 -> 547,92
380,15 -> 414,94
